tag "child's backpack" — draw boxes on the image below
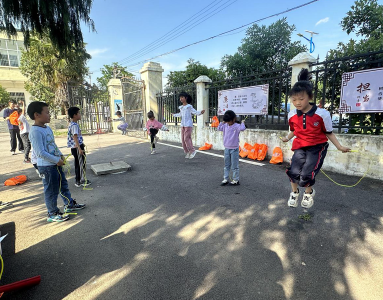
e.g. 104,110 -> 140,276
9,111 -> 20,126
211,116 -> 219,128
257,144 -> 268,161
247,143 -> 260,160
239,143 -> 252,158
4,175 -> 28,186
270,147 -> 284,164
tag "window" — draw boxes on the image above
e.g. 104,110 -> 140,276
0,39 -> 23,67
9,92 -> 25,102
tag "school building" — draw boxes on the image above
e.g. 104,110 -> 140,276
0,32 -> 32,106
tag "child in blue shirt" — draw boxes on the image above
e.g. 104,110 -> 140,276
67,107 -> 91,188
28,101 -> 86,222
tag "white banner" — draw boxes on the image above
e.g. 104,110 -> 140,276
218,84 -> 269,115
340,68 -> 383,113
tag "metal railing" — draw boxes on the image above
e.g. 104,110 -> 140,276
207,68 -> 292,130
309,49 -> 383,134
156,84 -> 197,125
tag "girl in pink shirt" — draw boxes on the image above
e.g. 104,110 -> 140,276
145,111 -> 167,154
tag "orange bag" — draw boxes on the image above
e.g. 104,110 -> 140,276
211,116 -> 219,128
270,147 -> 284,164
239,143 -> 252,158
4,175 -> 27,186
257,144 -> 268,161
9,111 -> 20,125
247,143 -> 260,160
199,143 -> 213,151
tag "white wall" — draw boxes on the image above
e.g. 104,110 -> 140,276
160,125 -> 383,180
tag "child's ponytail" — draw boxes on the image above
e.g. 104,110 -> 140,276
289,68 -> 314,99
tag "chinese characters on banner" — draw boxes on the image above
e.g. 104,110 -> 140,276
340,68 -> 383,113
217,85 -> 269,115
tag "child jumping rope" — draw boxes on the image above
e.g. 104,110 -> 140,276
218,110 -> 246,186
172,92 -> 205,159
282,69 -> 350,209
111,111 -> 128,135
145,110 -> 167,154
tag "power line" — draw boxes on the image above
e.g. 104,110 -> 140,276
118,0 -> 236,65
123,0 -> 319,69
118,0 -> 224,65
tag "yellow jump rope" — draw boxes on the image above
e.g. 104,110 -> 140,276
279,137 -> 372,188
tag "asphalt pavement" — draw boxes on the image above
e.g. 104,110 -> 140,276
0,132 -> 382,300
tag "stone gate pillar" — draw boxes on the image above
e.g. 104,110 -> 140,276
140,62 -> 164,119
194,75 -> 212,147
288,52 -> 317,109
107,78 -> 123,133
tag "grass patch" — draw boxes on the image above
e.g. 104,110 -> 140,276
298,213 -> 312,221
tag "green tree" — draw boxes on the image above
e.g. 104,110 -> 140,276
96,63 -> 134,92
221,18 -> 307,76
166,58 -> 225,88
0,84 -> 10,108
20,33 -> 91,112
0,0 -> 95,53
323,0 -> 383,134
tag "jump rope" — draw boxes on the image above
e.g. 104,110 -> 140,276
278,136 -> 372,187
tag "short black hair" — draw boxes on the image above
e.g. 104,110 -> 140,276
68,107 -> 80,119
179,91 -> 192,104
289,68 -> 313,99
27,101 -> 48,120
9,100 -> 16,104
116,110 -> 122,116
223,110 -> 236,122
147,111 -> 154,118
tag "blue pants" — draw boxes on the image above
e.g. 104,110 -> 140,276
38,165 -> 74,216
224,148 -> 239,181
286,142 -> 328,187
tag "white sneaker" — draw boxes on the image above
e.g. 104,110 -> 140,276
185,152 -> 190,159
151,150 -> 156,155
301,189 -> 315,209
189,151 -> 197,159
288,190 -> 300,207
221,179 -> 229,186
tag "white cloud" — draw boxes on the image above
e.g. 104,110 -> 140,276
316,17 -> 329,26
87,48 -> 109,57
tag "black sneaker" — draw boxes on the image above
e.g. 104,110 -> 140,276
81,180 -> 91,187
75,182 -> 82,187
65,200 -> 86,212
230,180 -> 240,185
47,212 -> 69,222
0,201 -> 12,207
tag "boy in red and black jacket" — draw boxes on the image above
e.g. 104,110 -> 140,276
282,69 -> 350,209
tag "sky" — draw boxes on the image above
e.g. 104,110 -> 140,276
82,0 -> 379,88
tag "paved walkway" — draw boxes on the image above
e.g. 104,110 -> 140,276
0,132 -> 382,300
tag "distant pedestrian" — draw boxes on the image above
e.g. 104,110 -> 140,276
145,110 -> 168,154
17,101 -> 32,163
282,69 -> 350,209
3,100 -> 24,155
172,92 -> 205,159
218,110 -> 246,186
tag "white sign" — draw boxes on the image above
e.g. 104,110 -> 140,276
340,68 -> 383,113
218,84 -> 269,115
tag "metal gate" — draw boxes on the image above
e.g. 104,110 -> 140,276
122,77 -> 145,138
67,84 -> 112,134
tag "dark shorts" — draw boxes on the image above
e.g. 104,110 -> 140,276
286,142 -> 329,187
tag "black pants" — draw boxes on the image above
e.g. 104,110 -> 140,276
21,133 -> 31,160
71,144 -> 86,183
149,129 -> 158,149
9,128 -> 24,152
286,142 -> 328,187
